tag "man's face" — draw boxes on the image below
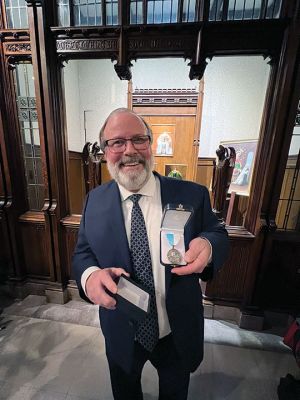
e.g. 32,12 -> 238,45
103,111 -> 154,192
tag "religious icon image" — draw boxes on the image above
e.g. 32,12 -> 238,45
156,132 -> 173,155
164,164 -> 187,180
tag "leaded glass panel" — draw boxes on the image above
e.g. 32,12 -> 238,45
182,0 -> 196,22
73,0 -> 102,26
224,0 -> 282,21
14,63 -> 44,211
147,0 -> 178,24
266,0 -> 282,19
5,0 -> 28,29
57,0 -> 71,26
106,0 -> 118,25
130,0 -> 143,24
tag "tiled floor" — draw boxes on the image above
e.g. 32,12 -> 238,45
0,295 -> 299,400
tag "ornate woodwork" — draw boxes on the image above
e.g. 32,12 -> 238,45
204,230 -> 255,304
132,89 -> 198,106
82,142 -> 104,193
0,0 -> 299,317
211,145 -> 236,221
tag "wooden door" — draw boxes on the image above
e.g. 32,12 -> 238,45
133,106 -> 199,182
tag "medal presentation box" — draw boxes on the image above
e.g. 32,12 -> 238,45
160,204 -> 193,267
115,274 -> 150,322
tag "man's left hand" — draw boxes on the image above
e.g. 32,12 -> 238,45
171,237 -> 211,276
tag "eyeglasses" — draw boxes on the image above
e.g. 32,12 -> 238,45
103,135 -> 151,154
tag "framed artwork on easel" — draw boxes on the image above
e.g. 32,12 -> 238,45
220,139 -> 258,196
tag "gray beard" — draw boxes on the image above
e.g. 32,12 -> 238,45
106,154 -> 154,191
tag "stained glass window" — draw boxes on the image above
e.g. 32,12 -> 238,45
130,0 -> 143,24
57,0 -> 71,26
5,0 -> 28,29
105,0 -> 118,25
147,0 -> 179,24
210,0 -> 282,21
73,0 -> 102,26
14,63 -> 44,211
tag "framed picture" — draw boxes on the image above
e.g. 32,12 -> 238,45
220,139 -> 258,196
164,164 -> 187,180
151,124 -> 175,156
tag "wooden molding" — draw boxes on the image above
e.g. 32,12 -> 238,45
132,88 -> 198,107
0,31 -> 30,41
56,38 -> 118,53
61,215 -> 81,228
19,211 -> 45,224
3,42 -> 31,55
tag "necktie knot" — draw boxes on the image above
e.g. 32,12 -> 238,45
129,194 -> 142,204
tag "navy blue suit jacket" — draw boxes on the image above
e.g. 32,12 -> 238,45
72,173 -> 229,373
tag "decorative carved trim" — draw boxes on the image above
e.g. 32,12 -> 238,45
189,58 -> 209,80
56,38 -> 118,53
132,88 -> 198,106
114,63 -> 132,80
0,31 -> 30,41
51,26 -> 120,39
128,36 -> 195,54
6,55 -> 32,70
57,54 -> 69,68
4,42 -> 31,55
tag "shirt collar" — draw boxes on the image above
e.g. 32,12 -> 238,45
118,173 -> 156,202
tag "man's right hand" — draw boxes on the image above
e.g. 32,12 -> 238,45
86,268 -> 129,309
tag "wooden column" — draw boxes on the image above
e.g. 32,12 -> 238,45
0,29 -> 31,295
26,0 -> 70,302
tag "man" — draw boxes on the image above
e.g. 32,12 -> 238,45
72,108 -> 229,400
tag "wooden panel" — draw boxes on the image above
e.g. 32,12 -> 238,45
19,217 -> 52,279
205,236 -> 253,303
61,215 -> 81,281
138,114 -> 197,182
100,161 -> 112,184
0,213 -> 12,282
225,194 -> 249,226
258,233 -> 300,310
68,151 -> 85,214
196,157 -> 215,189
134,106 -> 197,115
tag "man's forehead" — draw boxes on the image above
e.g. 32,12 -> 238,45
105,111 -> 145,132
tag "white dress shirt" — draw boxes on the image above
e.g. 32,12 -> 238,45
81,173 -> 171,338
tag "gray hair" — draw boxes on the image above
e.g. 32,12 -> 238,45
99,108 -> 153,152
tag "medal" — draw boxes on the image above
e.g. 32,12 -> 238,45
166,232 -> 182,264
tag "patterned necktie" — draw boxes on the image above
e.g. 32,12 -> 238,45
129,194 -> 159,352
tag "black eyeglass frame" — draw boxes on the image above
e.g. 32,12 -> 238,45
101,135 -> 152,153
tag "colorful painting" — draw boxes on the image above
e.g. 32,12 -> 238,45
220,139 -> 258,196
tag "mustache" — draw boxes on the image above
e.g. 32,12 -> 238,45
117,156 -> 146,167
